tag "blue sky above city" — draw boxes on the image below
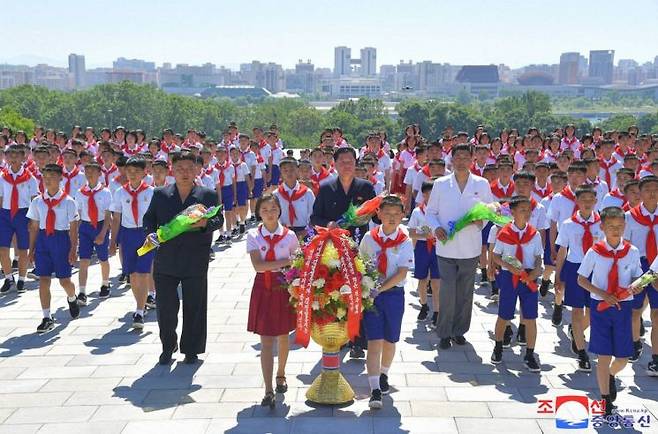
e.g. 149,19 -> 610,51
4,0 -> 657,69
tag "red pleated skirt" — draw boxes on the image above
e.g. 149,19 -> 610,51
247,272 -> 296,336
391,167 -> 407,194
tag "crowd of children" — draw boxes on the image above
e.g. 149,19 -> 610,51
1,122 -> 658,415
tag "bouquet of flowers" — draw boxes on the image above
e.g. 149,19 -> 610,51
597,271 -> 658,312
284,226 -> 378,347
442,202 -> 511,244
137,203 -> 222,256
501,255 -> 538,292
336,194 -> 384,228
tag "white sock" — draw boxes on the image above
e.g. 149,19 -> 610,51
148,290 -> 155,297
5,274 -> 14,282
102,280 -> 109,286
368,376 -> 380,391
135,309 -> 144,317
18,275 -> 26,282
381,365 -> 390,375
67,295 -> 77,303
42,308 -> 51,318
79,286 -> 86,294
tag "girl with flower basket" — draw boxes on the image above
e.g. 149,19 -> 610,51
246,194 -> 299,408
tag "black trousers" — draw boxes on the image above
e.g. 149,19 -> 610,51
154,273 -> 208,355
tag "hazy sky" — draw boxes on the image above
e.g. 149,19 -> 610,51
3,0 -> 657,69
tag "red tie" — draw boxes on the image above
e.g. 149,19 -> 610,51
62,167 -> 80,195
2,169 -> 32,218
599,158 -> 617,187
101,164 -> 116,186
369,227 -> 408,275
215,161 -> 230,186
496,223 -> 538,288
259,225 -> 288,289
277,184 -> 308,226
561,186 -> 579,212
630,206 -> 658,263
123,182 -> 149,226
592,241 -> 632,296
571,212 -> 600,255
43,193 -> 67,235
80,185 -> 101,228
419,204 -> 435,253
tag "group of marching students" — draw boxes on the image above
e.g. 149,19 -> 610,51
1,121 -> 658,415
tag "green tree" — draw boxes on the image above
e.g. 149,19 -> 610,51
0,107 -> 35,133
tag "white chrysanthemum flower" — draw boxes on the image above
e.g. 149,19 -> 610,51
361,275 -> 375,290
339,284 -> 352,295
292,278 -> 301,287
312,278 -> 325,288
312,301 -> 320,310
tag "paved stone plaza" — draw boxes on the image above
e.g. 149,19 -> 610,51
0,235 -> 656,434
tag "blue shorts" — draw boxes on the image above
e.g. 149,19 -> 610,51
497,270 -> 538,321
220,185 -> 234,211
269,165 -> 280,186
413,241 -> 440,279
78,221 -> 109,261
119,226 -> 154,274
481,221 -> 493,246
543,228 -> 554,266
632,257 -> 658,310
252,178 -> 264,198
364,287 -> 404,343
562,260 -> 591,309
0,208 -> 29,250
589,298 -> 633,358
35,230 -> 72,278
236,181 -> 249,206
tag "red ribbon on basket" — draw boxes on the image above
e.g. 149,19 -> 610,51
295,226 -> 362,348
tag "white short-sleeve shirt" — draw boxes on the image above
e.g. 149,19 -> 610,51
493,224 -> 544,269
359,226 -> 414,287
26,190 -> 79,231
0,167 -> 39,210
577,240 -> 643,302
246,224 -> 299,262
555,213 -> 604,262
548,190 -> 578,232
74,184 -> 113,223
624,204 -> 658,258
273,183 -> 315,227
110,183 -> 154,228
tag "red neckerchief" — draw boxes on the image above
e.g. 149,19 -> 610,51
62,166 -> 81,195
591,240 -> 632,297
533,182 -> 552,199
614,144 -> 634,158
122,181 -> 149,225
560,185 -> 579,212
470,162 -> 486,176
490,180 -> 515,200
101,164 -> 117,186
418,204 -> 435,253
80,183 -> 103,228
42,191 -> 68,235
571,211 -> 600,255
203,165 -> 215,177
258,224 -> 289,289
277,184 -> 308,226
496,223 -> 538,289
311,166 -> 330,183
529,197 -> 538,211
2,168 -> 32,218
599,157 -> 618,187
258,139 -> 267,149
609,188 -> 625,201
563,136 -> 578,146
369,226 -> 408,275
629,205 -> 658,263
122,144 -> 141,156
160,141 -> 174,154
30,169 -> 44,193
215,160 -> 232,186
587,177 -> 601,187
421,164 -> 431,178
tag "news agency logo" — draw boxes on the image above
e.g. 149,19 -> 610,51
537,395 -> 652,430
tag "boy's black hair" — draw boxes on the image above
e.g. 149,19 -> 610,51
535,161 -> 550,170
600,206 -> 625,222
428,158 -> 445,166
451,143 -> 472,157
84,162 -> 101,172
639,175 -> 658,190
617,167 -> 635,177
421,181 -> 434,193
172,152 -> 196,164
33,145 -> 50,155
513,171 -> 536,183
508,195 -> 530,210
115,156 -> 129,167
333,147 -> 356,161
498,159 -> 513,169
623,179 -> 640,193
551,170 -> 568,181
298,159 -> 312,167
574,185 -> 597,198
194,156 -> 204,165
42,163 -> 62,174
483,164 -> 498,173
62,148 -> 77,157
152,160 -> 168,168
379,195 -> 404,212
582,158 -> 599,167
567,163 -> 587,174
125,157 -> 146,169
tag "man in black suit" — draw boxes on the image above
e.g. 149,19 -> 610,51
310,146 -> 375,358
310,147 -> 376,240
143,153 -> 224,365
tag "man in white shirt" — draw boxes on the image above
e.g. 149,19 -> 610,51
426,144 -> 494,349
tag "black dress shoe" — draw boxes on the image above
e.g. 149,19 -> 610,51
439,338 -> 452,349
159,345 -> 178,365
184,354 -> 199,364
453,336 -> 467,345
